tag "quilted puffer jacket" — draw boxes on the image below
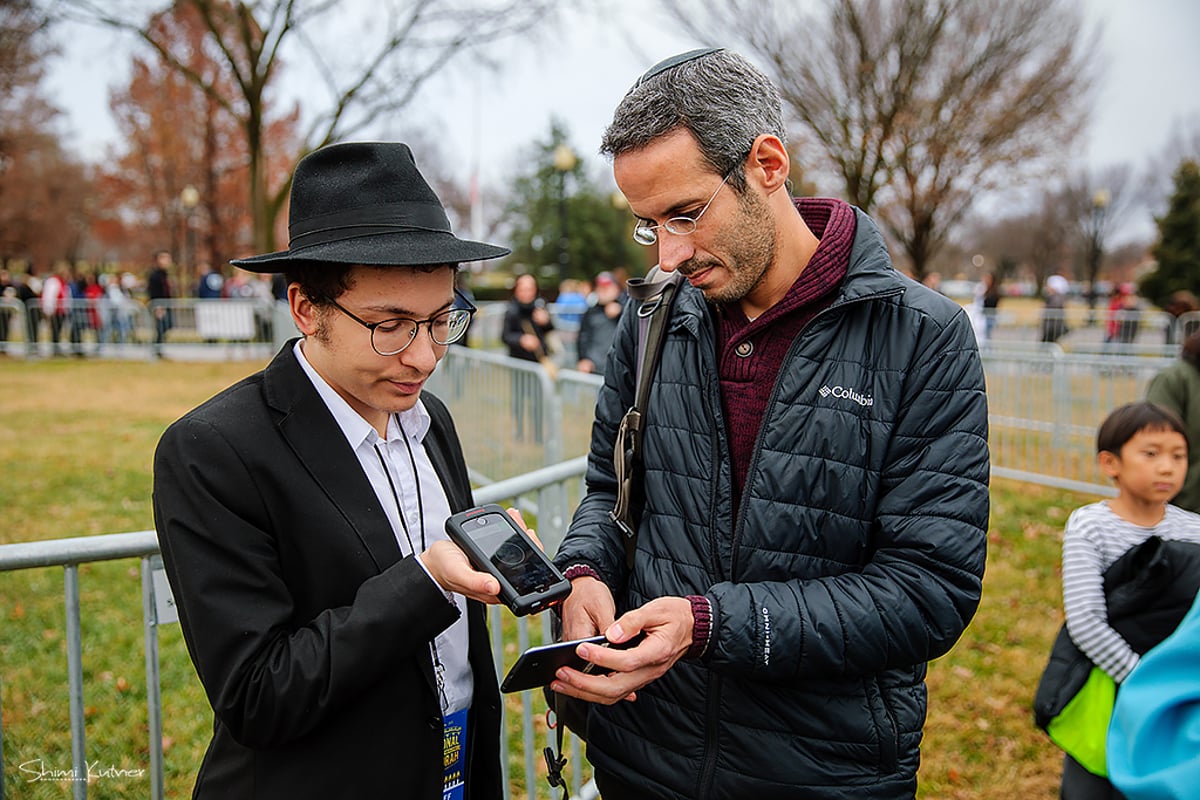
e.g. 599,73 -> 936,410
555,208 -> 990,800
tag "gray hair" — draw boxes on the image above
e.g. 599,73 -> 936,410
600,48 -> 786,192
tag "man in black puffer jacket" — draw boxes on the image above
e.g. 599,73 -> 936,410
551,48 -> 989,800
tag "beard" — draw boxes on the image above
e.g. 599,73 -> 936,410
681,187 -> 776,305
310,304 -> 338,347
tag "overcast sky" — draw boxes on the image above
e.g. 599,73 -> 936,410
46,0 -> 1200,235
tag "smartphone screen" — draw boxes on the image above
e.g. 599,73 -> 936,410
445,504 -> 571,616
459,512 -> 562,596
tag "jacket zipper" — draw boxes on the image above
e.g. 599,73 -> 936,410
692,310 -> 724,800
729,287 -> 903,574
687,282 -> 905,797
695,670 -> 722,800
697,311 -> 729,582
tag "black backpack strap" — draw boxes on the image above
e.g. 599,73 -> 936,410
544,715 -> 568,799
545,269 -> 683,797
609,267 -> 683,568
543,612 -> 573,799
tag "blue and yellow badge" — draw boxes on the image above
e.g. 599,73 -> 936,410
442,708 -> 468,800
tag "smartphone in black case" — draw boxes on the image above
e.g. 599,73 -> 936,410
501,634 -> 644,693
444,504 -> 571,616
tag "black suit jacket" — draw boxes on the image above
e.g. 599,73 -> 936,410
153,342 -> 502,799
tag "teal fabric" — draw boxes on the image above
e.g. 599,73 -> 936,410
1108,593 -> 1200,799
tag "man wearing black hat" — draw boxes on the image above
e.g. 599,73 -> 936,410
153,142 -> 511,799
549,49 -> 989,798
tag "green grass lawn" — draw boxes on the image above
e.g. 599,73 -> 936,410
0,357 -> 1095,798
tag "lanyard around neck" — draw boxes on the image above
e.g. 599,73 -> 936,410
373,414 -> 426,555
372,415 -> 451,712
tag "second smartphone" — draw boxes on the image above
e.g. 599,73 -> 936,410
501,634 -> 645,693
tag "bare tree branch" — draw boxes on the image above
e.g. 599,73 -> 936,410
58,0 -> 565,253
657,0 -> 1099,276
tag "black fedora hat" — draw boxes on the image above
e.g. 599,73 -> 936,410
232,141 -> 509,272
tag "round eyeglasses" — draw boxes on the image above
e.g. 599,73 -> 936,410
327,289 -> 476,356
632,172 -> 731,246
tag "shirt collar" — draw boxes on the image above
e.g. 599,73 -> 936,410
292,340 -> 430,450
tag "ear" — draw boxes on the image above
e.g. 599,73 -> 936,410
1098,449 -> 1121,480
289,283 -> 319,336
746,134 -> 790,194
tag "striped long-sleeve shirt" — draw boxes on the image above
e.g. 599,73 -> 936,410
1062,501 -> 1200,682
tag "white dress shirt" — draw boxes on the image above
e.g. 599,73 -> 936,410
294,341 -> 473,714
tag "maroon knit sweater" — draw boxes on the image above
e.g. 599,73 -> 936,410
717,198 -> 857,512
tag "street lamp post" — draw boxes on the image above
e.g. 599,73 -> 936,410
552,144 -> 576,284
1085,188 -> 1110,326
180,185 -> 200,295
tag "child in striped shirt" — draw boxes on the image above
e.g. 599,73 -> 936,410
1059,401 -> 1200,798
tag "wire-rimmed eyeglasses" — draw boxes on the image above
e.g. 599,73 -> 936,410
632,172 -> 731,246
327,289 -> 476,356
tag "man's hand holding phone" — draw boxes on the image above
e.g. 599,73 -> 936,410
419,540 -> 501,603
500,633 -> 646,693
559,573 -> 617,641
551,595 -> 695,706
421,507 -> 538,605
441,504 -> 571,616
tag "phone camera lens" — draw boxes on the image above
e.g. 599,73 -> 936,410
494,541 -> 527,566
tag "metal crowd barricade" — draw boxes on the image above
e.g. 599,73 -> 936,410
550,368 -> 606,463
982,344 -> 1173,494
5,297 -> 153,359
0,298 -> 26,356
428,350 -> 608,541
985,305 -> 1181,355
0,532 -> 162,800
468,302 -> 507,349
436,339 -> 1166,499
147,299 -> 277,361
0,458 -> 590,800
2,298 -> 287,361
1,314 -> 1189,799
429,349 -> 565,481
1168,309 -> 1200,344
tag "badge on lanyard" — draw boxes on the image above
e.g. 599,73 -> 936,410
442,708 -> 468,800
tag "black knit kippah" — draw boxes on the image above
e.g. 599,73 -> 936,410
634,47 -> 723,88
